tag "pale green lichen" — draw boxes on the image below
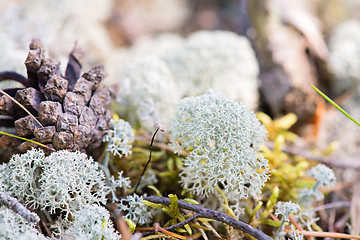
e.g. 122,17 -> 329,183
1,149 -> 107,217
63,204 -> 121,240
103,119 -> 134,158
164,30 -> 260,109
299,164 -> 336,206
0,207 -> 48,240
116,56 -> 180,133
169,89 -> 269,216
116,194 -> 152,225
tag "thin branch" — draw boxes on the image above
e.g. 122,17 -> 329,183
0,191 -> 40,223
0,71 -> 30,87
134,135 -> 189,157
198,219 -> 225,240
143,196 -> 272,240
289,216 -> 314,240
265,142 -> 360,169
312,201 -> 351,212
164,213 -> 201,231
134,124 -> 165,194
194,219 -> 209,240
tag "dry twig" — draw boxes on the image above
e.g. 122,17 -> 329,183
0,191 -> 39,223
265,142 -> 360,169
143,196 -> 272,240
0,71 -> 29,87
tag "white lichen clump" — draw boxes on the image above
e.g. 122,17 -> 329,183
275,201 -> 301,222
299,164 -> 336,206
116,56 -> 180,132
275,201 -> 303,240
164,30 -> 260,109
0,0 -> 113,67
130,33 -> 185,59
105,171 -> 131,202
103,118 -> 134,158
169,90 -> 269,215
0,207 -> 48,240
116,194 -> 152,225
328,20 -> 360,95
1,149 -> 107,217
307,164 -> 336,188
63,204 -> 121,240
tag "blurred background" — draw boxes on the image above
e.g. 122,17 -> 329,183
2,0 -> 360,165
3,0 -> 360,236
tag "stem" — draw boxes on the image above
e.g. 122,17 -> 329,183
164,213 -> 201,231
133,128 -> 160,194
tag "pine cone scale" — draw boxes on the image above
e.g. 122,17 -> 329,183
0,39 -> 114,158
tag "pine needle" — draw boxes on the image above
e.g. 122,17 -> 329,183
311,85 -> 360,127
0,89 -> 44,128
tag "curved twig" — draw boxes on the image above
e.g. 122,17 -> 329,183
0,71 -> 30,87
165,213 -> 201,231
133,128 -> 160,194
143,196 -> 272,240
134,124 -> 166,194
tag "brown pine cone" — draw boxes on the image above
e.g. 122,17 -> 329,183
0,39 -> 115,158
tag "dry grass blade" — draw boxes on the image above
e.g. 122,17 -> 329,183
351,183 -> 360,236
153,223 -> 202,240
199,220 -> 225,240
285,229 -> 360,239
116,216 -> 132,240
0,89 -> 44,128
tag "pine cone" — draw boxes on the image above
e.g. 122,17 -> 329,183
0,39 -> 115,158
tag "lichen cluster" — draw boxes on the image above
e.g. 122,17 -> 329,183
0,27 -> 341,239
169,90 -> 269,216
